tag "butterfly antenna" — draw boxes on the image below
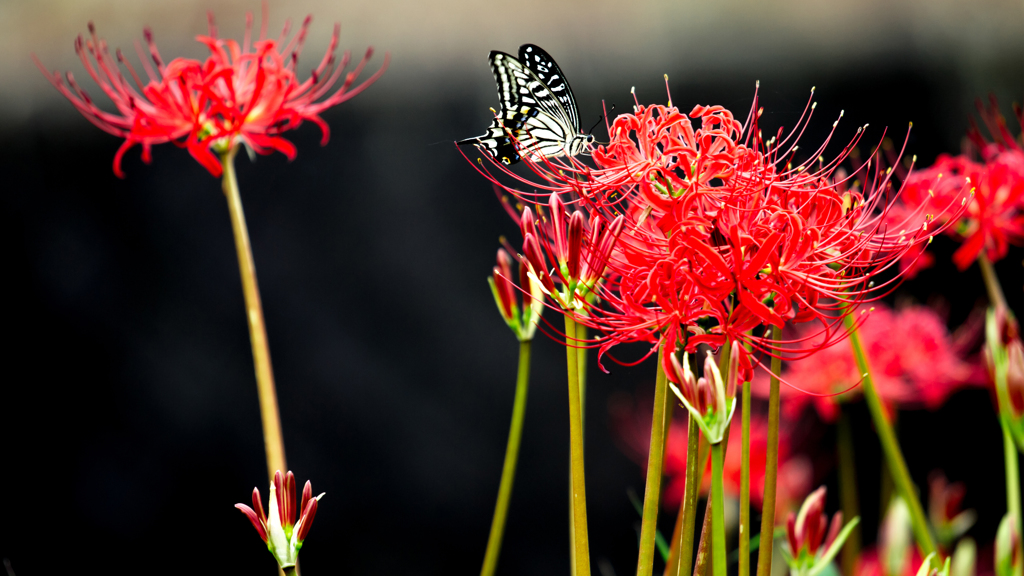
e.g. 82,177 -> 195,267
588,114 -> 604,135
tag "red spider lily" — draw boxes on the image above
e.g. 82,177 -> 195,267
894,98 -> 1024,271
35,6 -> 388,178
611,391 -> 812,521
467,85 -> 965,380
236,470 -> 324,569
751,304 -> 983,422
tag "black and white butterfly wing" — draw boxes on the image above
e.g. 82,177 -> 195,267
457,46 -> 586,165
518,44 -> 580,133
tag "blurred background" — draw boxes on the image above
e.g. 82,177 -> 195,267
2,1 -> 1023,575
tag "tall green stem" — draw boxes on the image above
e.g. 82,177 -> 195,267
637,346 -> 671,576
837,411 -> 862,576
710,443 -> 727,576
667,415 -> 703,576
755,324 -> 783,576
844,313 -> 938,561
571,325 -> 587,576
564,316 -> 591,576
480,340 -> 533,576
221,147 -> 286,482
978,254 -> 1009,313
1002,422 -> 1024,576
739,378 -> 752,576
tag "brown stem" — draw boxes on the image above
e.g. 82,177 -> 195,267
221,147 -> 286,482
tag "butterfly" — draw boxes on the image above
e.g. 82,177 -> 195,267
458,44 -> 592,165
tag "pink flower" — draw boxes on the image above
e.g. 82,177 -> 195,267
753,303 -> 983,422
35,7 -> 387,177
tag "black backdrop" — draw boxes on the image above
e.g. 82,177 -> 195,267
2,42 -> 1023,576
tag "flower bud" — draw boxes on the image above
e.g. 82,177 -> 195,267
666,347 -> 737,445
487,247 -> 544,341
783,486 -> 859,576
235,470 -> 325,569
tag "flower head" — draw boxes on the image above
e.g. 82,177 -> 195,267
927,472 -> 976,547
235,470 -> 324,569
468,84 -> 964,380
895,97 -> 1024,271
35,7 -> 388,177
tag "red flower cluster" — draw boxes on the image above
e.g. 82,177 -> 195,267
36,7 -> 388,177
752,303 -> 984,422
470,86 -> 963,375
894,97 -> 1024,271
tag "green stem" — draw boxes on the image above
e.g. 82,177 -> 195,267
571,325 -> 587,576
978,254 -> 1009,313
480,340 -> 533,576
221,147 -> 286,482
693,489 -> 713,576
755,325 -> 783,576
668,414 -> 703,576
844,313 -> 938,561
564,316 -> 591,576
753,327 -> 782,576
837,411 -> 861,576
711,442 -> 727,576
1002,421 -> 1024,576
739,378 -> 752,576
637,345 -> 671,576
284,567 -> 297,576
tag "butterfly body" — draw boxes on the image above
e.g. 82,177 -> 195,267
459,44 -> 591,165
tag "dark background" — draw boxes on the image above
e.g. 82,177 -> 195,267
2,1 -> 1023,575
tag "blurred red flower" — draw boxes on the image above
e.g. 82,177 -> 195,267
752,303 -> 984,422
893,98 -> 1024,271
35,7 -> 387,177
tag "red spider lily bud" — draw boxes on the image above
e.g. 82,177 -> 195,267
567,211 -> 585,280
488,247 -> 544,341
986,307 -> 1024,450
928,472 -> 976,546
235,470 -> 324,569
580,214 -> 626,288
995,512 -> 1022,576
520,206 -> 537,240
522,233 -> 556,295
492,249 -> 517,323
666,349 -> 736,444
784,486 -> 859,576
549,194 -> 569,266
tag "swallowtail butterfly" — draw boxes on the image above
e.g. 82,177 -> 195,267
458,44 -> 592,165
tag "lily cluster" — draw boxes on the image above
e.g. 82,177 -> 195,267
472,87 -> 964,380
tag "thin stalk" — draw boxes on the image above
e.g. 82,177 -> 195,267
480,340 -> 533,576
739,378 -> 752,576
844,313 -> 938,561
637,346 -> 671,576
837,411 -> 862,576
571,324 -> 587,576
564,316 -> 591,576
978,254 -> 1009,313
221,147 -> 286,481
1001,422 -> 1024,576
710,442 -> 727,576
755,324 -> 783,576
694,422 -> 731,576
667,415 -> 703,576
